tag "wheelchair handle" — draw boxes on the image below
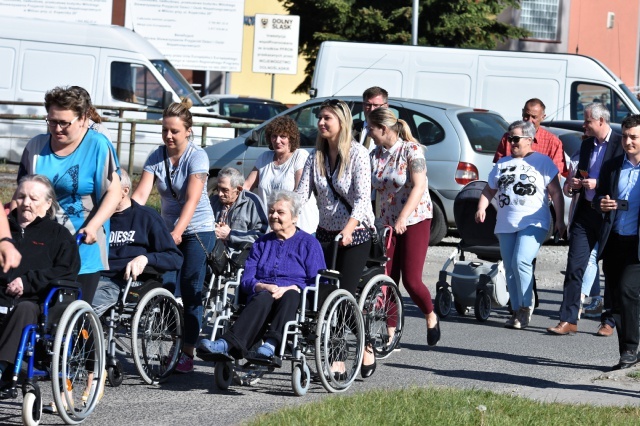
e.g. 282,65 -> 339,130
76,233 -> 86,245
330,234 -> 343,270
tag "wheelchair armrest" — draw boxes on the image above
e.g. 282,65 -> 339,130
47,280 -> 80,289
318,269 -> 341,282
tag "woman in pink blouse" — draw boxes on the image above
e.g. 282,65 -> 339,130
368,108 -> 440,347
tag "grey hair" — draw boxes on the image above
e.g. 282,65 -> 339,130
508,120 -> 536,139
585,102 -> 610,123
119,169 -> 131,189
218,167 -> 245,188
268,190 -> 301,219
17,174 -> 59,219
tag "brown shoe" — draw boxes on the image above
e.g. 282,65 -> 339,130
547,321 -> 577,335
596,323 -> 614,337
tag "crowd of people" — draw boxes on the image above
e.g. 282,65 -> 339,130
1,82 -> 640,404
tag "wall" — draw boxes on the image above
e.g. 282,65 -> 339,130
567,0 -> 640,88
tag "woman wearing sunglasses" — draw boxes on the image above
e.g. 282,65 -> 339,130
476,120 -> 565,329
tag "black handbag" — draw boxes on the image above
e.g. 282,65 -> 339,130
207,239 -> 229,275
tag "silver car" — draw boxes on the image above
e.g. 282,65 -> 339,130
204,96 -> 508,245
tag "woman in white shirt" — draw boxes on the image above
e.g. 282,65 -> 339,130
244,116 -> 318,234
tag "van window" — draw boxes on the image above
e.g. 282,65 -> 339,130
151,60 -> 204,107
571,82 -> 630,124
111,62 -> 164,107
458,112 -> 508,154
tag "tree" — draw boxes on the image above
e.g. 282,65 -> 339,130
279,0 -> 530,93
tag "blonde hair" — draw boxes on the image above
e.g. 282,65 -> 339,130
163,98 -> 194,141
367,108 -> 418,143
315,99 -> 353,180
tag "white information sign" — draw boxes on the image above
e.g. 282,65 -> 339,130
253,14 -> 300,75
125,0 -> 244,72
0,0 -> 112,25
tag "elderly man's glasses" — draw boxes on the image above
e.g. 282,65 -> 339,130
45,116 -> 79,129
507,135 -> 531,144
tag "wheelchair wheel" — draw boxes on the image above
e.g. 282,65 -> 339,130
434,288 -> 452,318
474,291 -> 491,322
107,359 -> 124,387
314,289 -> 364,393
22,390 -> 42,426
131,288 -> 184,385
52,300 -> 105,425
358,275 -> 404,360
214,361 -> 233,390
291,363 -> 311,396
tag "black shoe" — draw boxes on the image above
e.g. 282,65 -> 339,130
361,356 -> 376,379
619,350 -> 638,367
333,371 -> 348,381
427,317 -> 441,347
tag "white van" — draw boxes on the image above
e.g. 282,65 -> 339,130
0,16 -> 233,170
311,41 -> 640,124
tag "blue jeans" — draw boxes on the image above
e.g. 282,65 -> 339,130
164,232 -> 215,347
580,243 -> 601,298
497,226 -> 548,311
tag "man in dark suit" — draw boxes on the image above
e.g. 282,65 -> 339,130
352,86 -> 388,150
548,103 -> 623,335
594,114 -> 640,369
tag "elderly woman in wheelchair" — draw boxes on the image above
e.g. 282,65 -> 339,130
197,190 -> 326,365
0,175 -> 103,424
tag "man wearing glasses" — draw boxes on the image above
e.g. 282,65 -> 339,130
594,114 -> 640,369
548,102 -> 622,336
353,86 -> 388,150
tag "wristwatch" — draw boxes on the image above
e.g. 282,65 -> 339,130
0,237 -> 16,246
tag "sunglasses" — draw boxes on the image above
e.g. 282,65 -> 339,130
507,135 -> 531,144
321,98 -> 348,114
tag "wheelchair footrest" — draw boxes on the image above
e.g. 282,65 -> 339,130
244,352 -> 282,368
196,350 -> 234,363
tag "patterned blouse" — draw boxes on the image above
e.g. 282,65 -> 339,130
296,141 -> 375,232
370,139 -> 432,227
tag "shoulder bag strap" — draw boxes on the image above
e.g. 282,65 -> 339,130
163,146 -> 178,199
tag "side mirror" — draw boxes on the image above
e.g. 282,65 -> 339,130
162,91 -> 174,109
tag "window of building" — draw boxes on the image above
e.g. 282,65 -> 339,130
519,0 -> 560,41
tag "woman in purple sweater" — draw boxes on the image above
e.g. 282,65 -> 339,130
196,190 -> 326,362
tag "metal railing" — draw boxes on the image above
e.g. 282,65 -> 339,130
0,101 -> 261,174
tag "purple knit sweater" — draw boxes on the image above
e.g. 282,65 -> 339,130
240,229 -> 326,298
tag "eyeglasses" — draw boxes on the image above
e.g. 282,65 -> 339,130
363,102 -> 387,109
45,116 -> 79,129
507,135 -> 531,144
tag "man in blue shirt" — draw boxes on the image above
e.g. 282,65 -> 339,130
595,114 -> 640,370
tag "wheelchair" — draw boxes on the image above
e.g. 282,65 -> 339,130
0,284 -> 105,425
99,273 -> 184,386
200,235 -> 368,396
356,225 -> 404,360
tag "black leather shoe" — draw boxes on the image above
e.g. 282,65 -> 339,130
427,317 -> 441,347
361,358 -> 376,379
619,350 -> 638,366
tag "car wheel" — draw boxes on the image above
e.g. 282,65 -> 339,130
429,201 -> 446,246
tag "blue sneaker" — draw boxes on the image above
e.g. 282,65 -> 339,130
197,339 -> 233,362
255,342 -> 275,359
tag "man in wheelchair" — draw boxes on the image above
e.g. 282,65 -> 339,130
91,170 -> 183,316
197,190 -> 325,365
0,175 -> 80,383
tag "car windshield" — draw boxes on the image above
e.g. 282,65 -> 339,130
151,60 -> 204,106
457,112 -> 508,154
221,100 -> 287,120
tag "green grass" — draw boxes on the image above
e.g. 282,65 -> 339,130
247,387 -> 640,426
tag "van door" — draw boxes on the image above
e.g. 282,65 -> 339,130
0,39 -> 19,161
476,56 -> 566,122
98,54 -> 170,171
10,42 -> 100,163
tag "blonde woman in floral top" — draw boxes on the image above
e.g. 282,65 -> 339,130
368,108 -> 440,348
